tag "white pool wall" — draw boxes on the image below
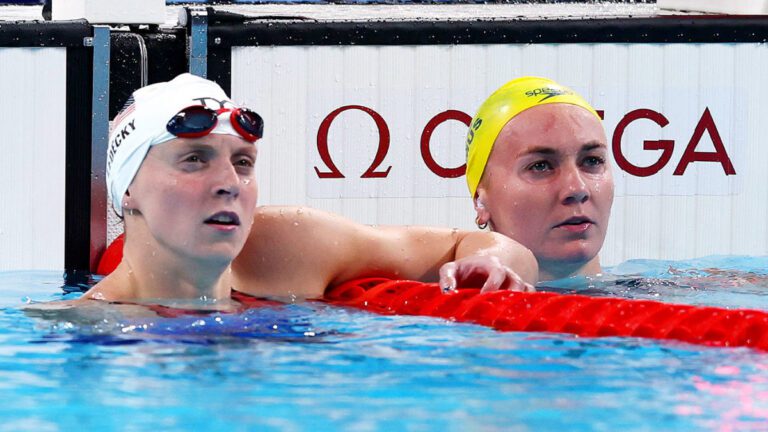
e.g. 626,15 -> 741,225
0,48 -> 67,271
231,41 -> 766,267
3,3 -> 766,271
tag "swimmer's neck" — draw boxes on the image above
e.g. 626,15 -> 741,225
537,256 -> 602,282
116,241 -> 233,301
126,261 -> 232,300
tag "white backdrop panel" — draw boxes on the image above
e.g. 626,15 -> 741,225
0,48 -> 67,270
232,43 -> 765,265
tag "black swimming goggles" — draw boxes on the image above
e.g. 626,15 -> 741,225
166,105 -> 264,143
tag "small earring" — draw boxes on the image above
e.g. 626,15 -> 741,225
475,216 -> 488,230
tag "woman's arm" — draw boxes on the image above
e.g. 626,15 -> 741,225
232,206 -> 537,299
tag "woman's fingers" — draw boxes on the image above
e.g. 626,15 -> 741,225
438,261 -> 458,293
440,256 -> 536,294
480,267 -> 534,293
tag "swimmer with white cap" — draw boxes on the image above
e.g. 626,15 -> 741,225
80,73 -> 537,305
466,77 -> 614,281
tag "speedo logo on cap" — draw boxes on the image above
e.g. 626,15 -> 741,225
192,96 -> 236,110
525,87 -> 573,102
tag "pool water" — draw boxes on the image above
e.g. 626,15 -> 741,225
3,257 -> 768,431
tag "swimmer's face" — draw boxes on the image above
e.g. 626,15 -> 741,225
475,104 -> 613,279
126,134 -> 258,264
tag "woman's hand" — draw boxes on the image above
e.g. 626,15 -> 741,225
439,254 -> 536,293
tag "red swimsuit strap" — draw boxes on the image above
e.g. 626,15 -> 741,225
107,289 -> 282,318
230,289 -> 283,309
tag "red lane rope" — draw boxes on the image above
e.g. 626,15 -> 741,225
97,238 -> 768,350
324,278 -> 768,351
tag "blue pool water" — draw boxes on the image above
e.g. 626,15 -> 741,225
3,257 -> 768,431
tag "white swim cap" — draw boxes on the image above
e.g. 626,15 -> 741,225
107,73 -> 245,216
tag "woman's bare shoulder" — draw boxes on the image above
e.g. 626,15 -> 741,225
77,271 -> 136,303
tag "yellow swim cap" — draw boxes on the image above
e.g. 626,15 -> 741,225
465,76 -> 600,197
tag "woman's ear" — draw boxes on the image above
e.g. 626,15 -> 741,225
474,189 -> 491,230
122,190 -> 134,214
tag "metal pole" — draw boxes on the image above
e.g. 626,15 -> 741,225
89,25 -> 110,275
189,7 -> 208,78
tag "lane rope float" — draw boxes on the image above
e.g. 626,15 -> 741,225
97,237 -> 768,350
323,277 -> 768,351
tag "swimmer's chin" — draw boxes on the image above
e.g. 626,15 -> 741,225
176,243 -> 247,266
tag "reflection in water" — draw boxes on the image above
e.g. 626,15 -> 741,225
676,363 -> 768,430
539,256 -> 768,310
5,259 -> 768,430
23,300 -> 335,346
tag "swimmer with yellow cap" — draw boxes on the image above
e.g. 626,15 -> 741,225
74,73 -> 538,307
467,77 -> 614,281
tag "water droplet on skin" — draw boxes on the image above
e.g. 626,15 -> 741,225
293,221 -> 299,226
